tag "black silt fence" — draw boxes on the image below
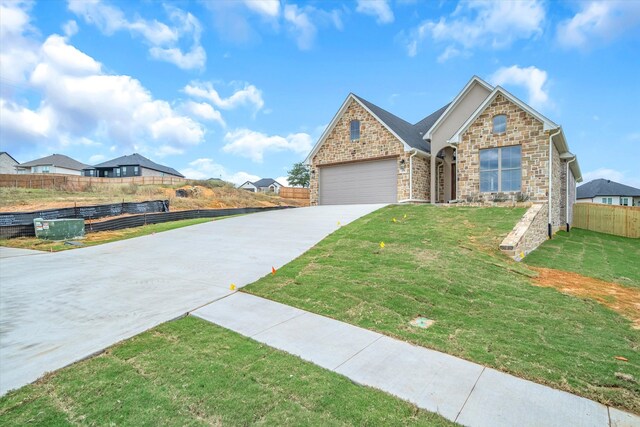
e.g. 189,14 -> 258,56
0,206 -> 292,239
0,200 -> 169,227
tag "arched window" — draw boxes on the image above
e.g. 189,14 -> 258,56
492,114 -> 507,134
350,120 -> 360,141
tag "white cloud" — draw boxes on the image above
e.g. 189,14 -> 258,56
275,176 -> 290,187
180,158 -> 260,184
243,0 -> 280,18
0,0 -> 39,84
222,128 -> 313,163
581,168 -> 640,189
490,65 -> 550,110
88,154 -> 106,163
67,0 -> 205,69
182,101 -> 225,127
1,33 -> 205,156
356,0 -> 394,24
283,4 -> 316,50
557,1 -> 640,49
405,0 -> 544,58
184,81 -> 264,112
62,19 -> 78,37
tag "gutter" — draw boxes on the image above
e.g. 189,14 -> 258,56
548,127 -> 562,238
565,155 -> 576,231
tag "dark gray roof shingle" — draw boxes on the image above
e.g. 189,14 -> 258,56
352,94 -> 449,154
18,154 -> 88,170
576,179 -> 640,198
91,153 -> 184,177
253,178 -> 282,188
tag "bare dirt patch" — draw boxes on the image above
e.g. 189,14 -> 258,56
531,267 -> 640,328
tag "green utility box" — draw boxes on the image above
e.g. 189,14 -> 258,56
34,218 -> 85,240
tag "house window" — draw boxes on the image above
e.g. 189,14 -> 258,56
42,166 -> 50,173
492,115 -> 507,134
134,166 -> 139,175
601,197 -> 612,204
115,168 -> 121,177
480,145 -> 521,192
620,197 -> 629,206
122,166 -> 127,175
350,120 -> 360,141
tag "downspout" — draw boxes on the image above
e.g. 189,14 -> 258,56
409,149 -> 418,200
565,156 -> 576,232
548,128 -> 562,238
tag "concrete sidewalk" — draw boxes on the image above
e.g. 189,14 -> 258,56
193,292 -> 639,427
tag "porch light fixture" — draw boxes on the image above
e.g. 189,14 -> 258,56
399,159 -> 406,171
311,169 -> 316,176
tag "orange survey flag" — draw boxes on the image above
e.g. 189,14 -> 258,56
272,266 -> 277,275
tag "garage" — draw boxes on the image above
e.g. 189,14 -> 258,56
319,158 -> 398,205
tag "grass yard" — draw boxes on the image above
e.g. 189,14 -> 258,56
524,228 -> 640,288
0,217 -> 214,252
0,317 -> 454,426
244,205 -> 640,413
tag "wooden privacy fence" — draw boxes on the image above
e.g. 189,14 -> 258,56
0,173 -> 185,189
280,187 -> 310,199
572,203 -> 639,238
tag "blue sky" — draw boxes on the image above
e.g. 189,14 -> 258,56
1,0 -> 639,187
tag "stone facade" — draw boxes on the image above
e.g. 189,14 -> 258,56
499,203 -> 549,260
457,94 -> 551,204
411,155 -> 430,201
310,99 -> 418,205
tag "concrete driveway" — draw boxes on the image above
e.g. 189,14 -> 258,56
0,204 -> 384,395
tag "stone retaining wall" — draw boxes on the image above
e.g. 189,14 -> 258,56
499,203 -> 549,261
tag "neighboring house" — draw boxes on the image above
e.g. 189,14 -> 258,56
306,75 -> 582,234
576,179 -> 640,207
83,153 -> 184,178
238,181 -> 258,192
0,152 -> 19,174
15,154 -> 88,176
238,178 -> 283,194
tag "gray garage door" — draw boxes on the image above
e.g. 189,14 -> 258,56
319,158 -> 398,205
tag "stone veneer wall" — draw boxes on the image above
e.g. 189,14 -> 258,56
457,94 -> 550,204
411,155 -> 430,201
551,144 -> 563,231
310,99 -> 424,205
499,203 -> 549,260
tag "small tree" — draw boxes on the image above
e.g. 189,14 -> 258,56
287,162 -> 310,187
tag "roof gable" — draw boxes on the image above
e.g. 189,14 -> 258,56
305,94 -> 449,163
0,152 -> 19,164
18,154 -> 88,170
253,178 -> 282,187
577,179 -> 640,198
91,153 -> 184,177
424,75 -> 493,140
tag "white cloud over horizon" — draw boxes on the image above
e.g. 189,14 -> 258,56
557,1 -> 640,49
184,81 -> 264,112
222,128 -> 313,163
490,65 -> 550,110
68,0 -> 206,70
180,158 -> 260,184
356,0 -> 394,24
581,168 -> 640,189
405,0 -> 544,58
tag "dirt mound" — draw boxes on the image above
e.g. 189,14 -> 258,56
531,267 -> 640,329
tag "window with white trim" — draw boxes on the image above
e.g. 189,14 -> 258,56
601,197 -> 612,204
492,115 -> 507,134
134,166 -> 139,175
620,197 -> 629,206
350,120 -> 360,141
480,145 -> 521,192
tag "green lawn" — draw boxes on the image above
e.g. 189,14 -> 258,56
0,317 -> 454,426
0,217 -> 216,252
244,205 -> 640,414
524,228 -> 640,288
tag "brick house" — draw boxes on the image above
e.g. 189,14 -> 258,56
306,76 -> 583,236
